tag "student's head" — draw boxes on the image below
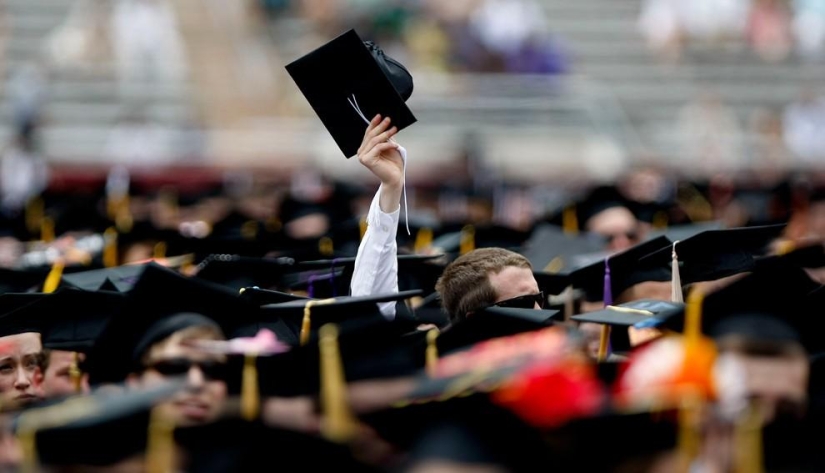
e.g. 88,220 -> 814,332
435,248 -> 540,324
41,349 -> 90,398
127,313 -> 228,427
0,332 -> 43,406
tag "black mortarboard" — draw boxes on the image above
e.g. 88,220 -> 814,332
192,254 -> 299,292
571,299 -> 684,328
644,221 -> 725,242
16,378 -> 187,467
285,29 -> 416,158
0,287 -> 126,352
520,223 -> 606,273
641,265 -> 825,353
429,224 -> 532,259
58,262 -> 150,292
639,224 -> 786,285
755,241 -> 825,271
0,267 -> 51,294
84,263 -> 270,385
570,236 -> 673,303
0,292 -> 49,315
239,286 -> 309,305
435,306 -> 559,356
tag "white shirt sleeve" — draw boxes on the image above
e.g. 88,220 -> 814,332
350,184 -> 400,319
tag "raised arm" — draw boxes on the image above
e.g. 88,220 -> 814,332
350,115 -> 405,319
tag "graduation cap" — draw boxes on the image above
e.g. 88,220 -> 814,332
0,292 -> 49,315
639,224 -> 786,286
0,287 -> 126,352
644,221 -> 725,242
285,29 -> 416,158
569,236 -> 673,303
58,262 -> 150,292
429,224 -> 532,258
641,265 -> 825,354
238,286 -> 309,305
192,254 -> 299,291
0,267 -> 52,294
84,263 -> 269,385
434,306 -> 559,357
520,223 -> 606,274
570,299 -> 683,354
14,377 -> 187,468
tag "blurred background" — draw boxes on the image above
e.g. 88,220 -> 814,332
2,0 -> 825,265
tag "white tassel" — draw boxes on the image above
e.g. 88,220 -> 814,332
672,241 -> 684,303
348,94 -> 410,235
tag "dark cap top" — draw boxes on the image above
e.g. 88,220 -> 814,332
571,299 -> 684,328
639,224 -> 786,285
285,29 -> 416,158
569,236 -> 673,302
436,307 -> 559,355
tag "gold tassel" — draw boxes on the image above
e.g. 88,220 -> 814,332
414,227 -> 433,253
241,220 -> 258,240
153,241 -> 167,260
425,328 -> 439,377
103,227 -> 118,268
40,216 -> 54,243
359,218 -> 368,241
734,401 -> 764,473
562,204 -> 578,235
685,287 -> 704,344
25,196 -> 44,237
319,236 -> 334,257
43,258 -> 64,294
17,422 -> 37,473
69,351 -> 82,393
597,325 -> 611,361
676,393 -> 702,473
319,324 -> 356,443
146,405 -> 175,473
653,210 -> 669,230
300,299 -> 336,346
459,225 -> 475,255
241,353 -> 259,421
114,195 -> 133,233
672,241 -> 684,303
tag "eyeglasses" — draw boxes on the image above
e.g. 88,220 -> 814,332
144,358 -> 228,382
492,291 -> 546,310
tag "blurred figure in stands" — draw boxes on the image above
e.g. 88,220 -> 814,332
0,124 -> 49,220
676,91 -> 744,173
747,0 -> 793,63
792,0 -> 825,62
783,88 -> 825,164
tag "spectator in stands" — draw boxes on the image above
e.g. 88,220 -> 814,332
111,0 -> 187,96
676,91 -> 745,173
782,88 -> 825,163
747,0 -> 794,63
792,0 -> 825,61
468,0 -> 552,72
638,0 -> 685,62
0,124 -> 49,219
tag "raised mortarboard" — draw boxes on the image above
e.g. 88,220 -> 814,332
0,287 -> 125,352
639,224 -> 786,286
285,29 -> 416,158
14,377 -> 187,468
569,236 -> 673,303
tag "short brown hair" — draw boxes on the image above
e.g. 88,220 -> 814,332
435,248 -> 532,323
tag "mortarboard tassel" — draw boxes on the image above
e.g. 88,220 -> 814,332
25,196 -> 44,237
319,323 -> 356,443
241,353 -> 260,421
43,258 -> 64,294
672,241 -> 684,303
319,236 -> 334,257
597,258 -> 612,361
734,400 -> 764,473
241,220 -> 258,240
69,351 -> 82,393
146,405 -> 175,473
153,241 -> 167,260
17,418 -> 37,473
359,217 -> 367,241
300,299 -> 336,346
103,227 -> 118,268
653,210 -> 669,230
459,225 -> 475,255
676,393 -> 702,473
414,227 -> 433,253
562,204 -> 578,235
425,328 -> 439,377
40,216 -> 54,243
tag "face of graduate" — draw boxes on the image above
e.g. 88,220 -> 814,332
586,206 -> 642,252
42,350 -> 89,398
487,266 -> 542,309
0,333 -> 43,406
135,330 -> 227,427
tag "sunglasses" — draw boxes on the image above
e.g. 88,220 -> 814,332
144,358 -> 229,382
492,291 -> 546,310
